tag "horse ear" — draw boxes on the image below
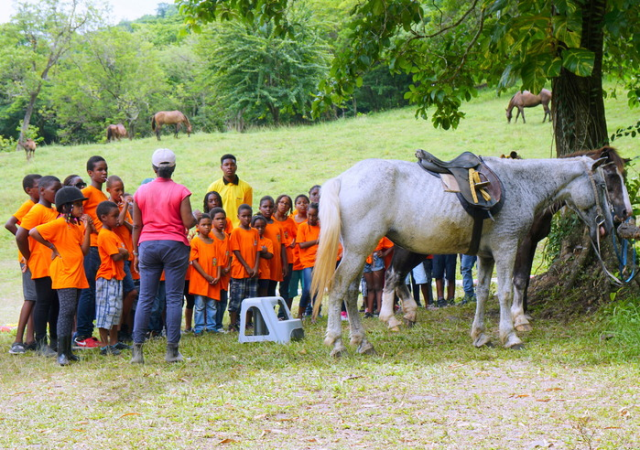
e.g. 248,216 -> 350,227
591,157 -> 607,170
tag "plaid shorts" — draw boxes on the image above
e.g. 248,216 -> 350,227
96,277 -> 123,329
228,277 -> 257,313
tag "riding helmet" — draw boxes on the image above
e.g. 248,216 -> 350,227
55,186 -> 88,206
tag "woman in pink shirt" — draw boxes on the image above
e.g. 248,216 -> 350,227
131,148 -> 196,364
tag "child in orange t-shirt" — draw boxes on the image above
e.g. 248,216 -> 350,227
5,174 -> 41,354
15,176 -> 62,356
30,186 -> 93,365
204,191 -> 234,235
189,214 -> 221,335
288,194 -> 309,304
252,215 -> 274,297
258,196 -> 287,297
107,175 -> 138,342
363,236 -> 394,318
95,201 -> 129,355
75,155 -> 109,348
297,202 -> 320,319
228,204 -> 260,332
274,194 -> 297,314
210,207 -> 232,332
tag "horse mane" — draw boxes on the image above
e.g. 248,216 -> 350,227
564,145 -> 626,173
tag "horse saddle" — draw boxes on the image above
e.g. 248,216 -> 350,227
415,149 -> 504,219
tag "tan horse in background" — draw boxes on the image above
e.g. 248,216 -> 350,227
506,89 -> 552,123
106,123 -> 129,142
151,111 -> 192,141
22,139 -> 36,160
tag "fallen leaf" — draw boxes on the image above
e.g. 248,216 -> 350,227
342,375 -> 362,382
72,429 -> 86,432
510,394 -> 531,398
218,438 -> 238,444
119,413 -> 141,418
604,426 -> 621,429
536,398 -> 551,402
299,349 -> 307,355
545,387 -> 563,392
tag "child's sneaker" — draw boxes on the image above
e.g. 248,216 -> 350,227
8,342 -> 25,355
100,345 -> 122,356
74,336 -> 100,349
24,341 -> 37,352
114,342 -> 132,351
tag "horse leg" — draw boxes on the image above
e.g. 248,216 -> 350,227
471,256 -> 494,347
156,125 -> 162,141
494,255 -> 524,349
512,237 -> 535,332
344,279 -> 375,355
520,107 -> 526,124
324,257 -> 364,357
174,123 -> 180,139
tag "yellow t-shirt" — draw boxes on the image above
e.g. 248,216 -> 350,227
206,177 -> 252,228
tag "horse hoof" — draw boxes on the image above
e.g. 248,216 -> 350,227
387,317 -> 402,329
330,346 -> 347,358
357,342 -> 377,355
509,343 -> 525,350
473,336 -> 493,348
403,319 -> 416,328
515,323 -> 533,332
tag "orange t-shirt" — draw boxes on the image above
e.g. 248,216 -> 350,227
213,232 -> 231,291
257,236 -> 274,280
82,185 -> 108,247
298,222 -> 320,269
263,221 -> 284,282
13,199 -> 35,261
291,218 -> 306,271
20,203 -> 59,279
189,235 -> 221,300
229,227 -> 259,279
275,216 -> 297,265
366,237 -> 394,265
113,206 -> 134,261
96,228 -> 126,281
36,217 -> 89,290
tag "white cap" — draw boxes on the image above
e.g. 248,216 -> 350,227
152,148 -> 176,167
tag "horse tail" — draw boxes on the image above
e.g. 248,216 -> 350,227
311,177 -> 342,317
107,127 -> 112,141
151,115 -> 156,131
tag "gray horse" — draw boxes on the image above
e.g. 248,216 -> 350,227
311,156 -> 618,357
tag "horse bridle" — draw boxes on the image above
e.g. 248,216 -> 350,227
586,162 -> 625,286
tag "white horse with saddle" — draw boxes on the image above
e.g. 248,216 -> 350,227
311,152 -> 626,357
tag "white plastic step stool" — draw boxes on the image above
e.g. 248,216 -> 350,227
238,296 -> 304,344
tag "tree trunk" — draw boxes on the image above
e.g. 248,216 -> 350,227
552,0 -> 608,156
16,90 -> 40,151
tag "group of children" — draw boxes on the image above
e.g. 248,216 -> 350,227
5,155 -> 326,364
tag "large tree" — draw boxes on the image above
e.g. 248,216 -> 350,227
178,0 -> 640,156
6,0 -> 100,149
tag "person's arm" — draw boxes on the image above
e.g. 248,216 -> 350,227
192,259 -> 215,284
5,216 -> 19,235
281,242 -> 288,278
16,226 -> 31,260
29,228 -> 60,260
111,247 -> 129,262
81,215 -> 93,255
259,245 -> 273,259
233,249 -> 255,278
252,249 -> 260,278
132,202 -> 143,271
299,239 -> 318,249
180,196 -> 197,230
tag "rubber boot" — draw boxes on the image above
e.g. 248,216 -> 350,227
37,337 -> 56,357
66,336 -> 80,362
165,343 -> 183,363
130,343 -> 144,364
57,336 -> 70,366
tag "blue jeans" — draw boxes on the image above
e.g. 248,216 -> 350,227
460,254 -> 477,295
299,267 -> 315,316
194,295 -> 217,333
76,246 -> 100,339
133,240 -> 190,345
215,290 -> 228,331
149,281 -> 166,334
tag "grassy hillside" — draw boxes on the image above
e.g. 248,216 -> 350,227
1,87 -> 638,321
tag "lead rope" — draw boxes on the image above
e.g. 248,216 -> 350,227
586,168 -> 624,286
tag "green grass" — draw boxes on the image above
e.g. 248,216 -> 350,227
1,87 -> 639,449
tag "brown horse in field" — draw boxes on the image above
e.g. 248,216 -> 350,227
151,111 -> 192,141
106,123 -> 129,142
22,138 -> 36,160
506,89 -> 552,124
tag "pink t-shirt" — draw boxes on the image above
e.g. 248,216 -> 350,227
135,177 -> 191,246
